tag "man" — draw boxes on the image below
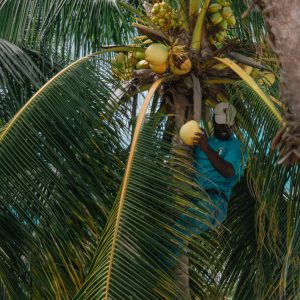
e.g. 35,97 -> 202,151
191,102 -> 248,231
172,103 -> 248,298
176,102 -> 248,234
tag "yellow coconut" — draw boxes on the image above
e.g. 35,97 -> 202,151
136,60 -> 150,70
145,43 -> 169,66
262,72 -> 276,86
211,12 -> 223,25
208,3 -> 222,13
227,15 -> 236,26
222,7 -> 232,19
135,51 -> 145,60
170,57 -> 192,75
149,62 -> 168,74
180,120 -> 202,145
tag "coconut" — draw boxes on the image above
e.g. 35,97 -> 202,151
153,3 -> 160,11
215,30 -> 227,43
208,3 -> 222,13
211,12 -> 223,25
149,62 -> 168,74
180,120 -> 202,145
158,19 -> 165,26
219,19 -> 228,30
145,43 -> 169,66
136,60 -> 150,70
222,7 -> 232,19
170,56 -> 192,75
260,72 -> 276,86
227,15 -> 236,26
135,51 -> 145,60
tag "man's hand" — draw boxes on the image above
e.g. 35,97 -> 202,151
192,130 -> 209,153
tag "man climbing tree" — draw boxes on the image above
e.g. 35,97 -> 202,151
174,103 -> 248,298
177,103 -> 248,233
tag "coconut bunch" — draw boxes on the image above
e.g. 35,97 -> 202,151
150,1 -> 179,32
111,51 -> 148,81
143,42 -> 192,76
207,0 -> 236,45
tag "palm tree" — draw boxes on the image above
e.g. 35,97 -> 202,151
0,0 -> 299,299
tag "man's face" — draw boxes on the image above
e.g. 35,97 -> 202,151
213,118 -> 233,140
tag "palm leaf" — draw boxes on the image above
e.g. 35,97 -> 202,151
0,39 -> 43,86
215,57 -> 283,123
0,53 -> 130,298
230,0 -> 266,43
0,0 -> 135,61
212,79 -> 300,299
204,177 -> 257,299
0,39 -> 48,124
74,90 -> 224,299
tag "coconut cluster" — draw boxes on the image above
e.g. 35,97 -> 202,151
111,42 -> 193,79
207,0 -> 236,45
111,51 -> 148,81
143,43 -> 192,76
150,1 -> 179,32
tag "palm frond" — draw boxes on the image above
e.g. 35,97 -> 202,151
208,177 -> 257,299
0,38 -> 65,125
216,57 -> 282,123
74,108 -> 224,298
0,54 -> 130,298
0,39 -> 43,86
230,0 -> 266,43
214,79 -> 300,299
0,0 -> 135,61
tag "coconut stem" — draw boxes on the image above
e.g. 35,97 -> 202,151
178,0 -> 190,32
190,0 -> 212,51
189,0 -> 202,17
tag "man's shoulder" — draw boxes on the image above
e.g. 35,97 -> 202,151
227,136 -> 244,148
208,136 -> 242,147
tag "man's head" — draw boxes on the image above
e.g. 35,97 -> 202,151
213,103 -> 236,140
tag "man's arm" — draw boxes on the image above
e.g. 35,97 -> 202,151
192,132 -> 234,178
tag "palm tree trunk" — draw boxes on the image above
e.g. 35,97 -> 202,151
168,76 -> 202,299
258,0 -> 300,164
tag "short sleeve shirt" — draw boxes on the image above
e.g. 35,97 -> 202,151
193,136 -> 248,200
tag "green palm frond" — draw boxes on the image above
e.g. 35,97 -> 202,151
230,0 -> 266,43
0,39 -> 47,124
74,110 -> 223,298
0,54 -> 130,299
214,80 -> 300,299
208,177 -> 257,299
0,0 -> 135,61
0,39 -> 43,87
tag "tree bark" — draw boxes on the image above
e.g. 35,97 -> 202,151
168,76 -> 202,299
258,0 -> 300,164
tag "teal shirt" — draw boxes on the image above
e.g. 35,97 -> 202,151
193,136 -> 248,200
